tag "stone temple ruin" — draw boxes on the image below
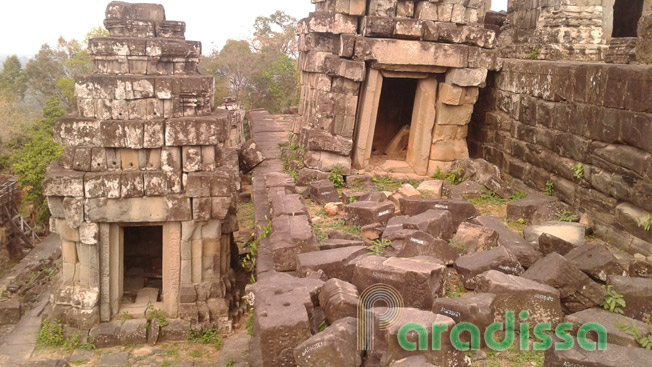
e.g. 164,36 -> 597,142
11,0 -> 649,365
296,0 -> 497,177
43,2 -> 244,331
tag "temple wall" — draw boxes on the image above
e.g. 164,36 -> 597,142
469,59 -> 652,256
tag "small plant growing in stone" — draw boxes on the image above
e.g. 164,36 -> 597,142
445,169 -> 465,185
572,163 -> 585,180
637,215 -> 652,231
146,305 -> 169,328
246,313 -> 255,336
509,191 -> 528,202
318,320 -> 328,332
36,319 -> 65,348
615,321 -> 652,350
189,349 -> 203,358
432,167 -> 445,180
545,180 -> 555,196
557,210 -> 580,223
600,285 -> 626,314
449,238 -> 466,251
368,238 -> 391,256
329,164 -> 346,188
118,311 -> 133,320
261,220 -> 273,238
225,358 -> 235,367
528,48 -> 539,60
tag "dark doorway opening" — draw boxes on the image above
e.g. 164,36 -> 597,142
123,226 -> 162,304
612,0 -> 643,38
372,78 -> 418,157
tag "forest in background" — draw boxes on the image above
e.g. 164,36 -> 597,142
0,11 -> 300,229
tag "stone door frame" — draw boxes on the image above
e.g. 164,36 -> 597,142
99,222 -> 179,322
352,68 -> 438,175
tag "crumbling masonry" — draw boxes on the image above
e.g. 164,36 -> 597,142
43,2 -> 244,330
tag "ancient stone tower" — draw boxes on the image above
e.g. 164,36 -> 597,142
43,2 -> 241,330
295,0 -> 497,178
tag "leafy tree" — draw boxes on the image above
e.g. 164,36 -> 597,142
12,97 -> 65,224
260,55 -> 300,113
252,11 -> 299,58
0,94 -> 31,170
0,55 -> 27,99
23,36 -> 94,109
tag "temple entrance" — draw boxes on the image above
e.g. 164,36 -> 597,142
612,0 -> 643,37
353,69 -> 438,175
120,225 -> 163,316
372,78 -> 418,158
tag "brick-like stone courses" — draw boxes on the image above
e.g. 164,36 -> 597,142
43,2 -> 241,330
498,0 -> 608,62
295,0 -> 498,175
469,59 -> 652,257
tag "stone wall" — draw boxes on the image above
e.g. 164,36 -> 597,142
296,0 -> 500,177
469,59 -> 652,256
43,2 -> 241,330
498,0 -> 652,62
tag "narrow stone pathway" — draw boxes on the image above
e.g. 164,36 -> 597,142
0,234 -> 60,367
0,287 -> 50,367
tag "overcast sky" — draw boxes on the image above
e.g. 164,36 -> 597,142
1,0 -> 509,57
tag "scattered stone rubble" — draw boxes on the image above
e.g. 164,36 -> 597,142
42,1 -> 245,338
247,106 -> 652,367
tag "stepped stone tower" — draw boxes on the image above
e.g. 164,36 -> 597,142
43,2 -> 242,330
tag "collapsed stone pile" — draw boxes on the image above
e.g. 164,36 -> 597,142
295,0 -> 500,177
247,149 -> 652,366
42,1 -> 243,334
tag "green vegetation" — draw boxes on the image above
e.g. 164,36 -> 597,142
470,189 -> 505,206
615,321 -> 652,350
482,346 -> 544,367
188,328 -> 224,350
573,163 -> 585,180
318,320 -> 328,332
189,350 -> 204,358
247,312 -> 255,336
118,311 -> 133,320
449,238 -> 466,251
545,180 -> 555,196
368,238 -> 391,256
225,358 -> 235,367
446,285 -> 465,299
329,164 -> 346,189
509,191 -> 528,202
146,305 -> 169,328
445,169 -> 465,185
201,11 -> 300,112
527,48 -> 540,60
371,176 -> 418,192
281,137 -> 306,183
313,219 -> 361,241
600,285 -> 626,314
36,319 -> 94,351
637,215 -> 652,232
557,210 -> 580,223
432,167 -> 466,185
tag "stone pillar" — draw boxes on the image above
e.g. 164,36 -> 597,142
407,77 -> 438,175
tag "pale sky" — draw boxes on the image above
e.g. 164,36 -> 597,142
0,0 -> 509,57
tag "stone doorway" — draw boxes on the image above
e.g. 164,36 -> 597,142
612,0 -> 644,37
372,77 -> 418,158
353,68 -> 438,176
119,225 -> 164,318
